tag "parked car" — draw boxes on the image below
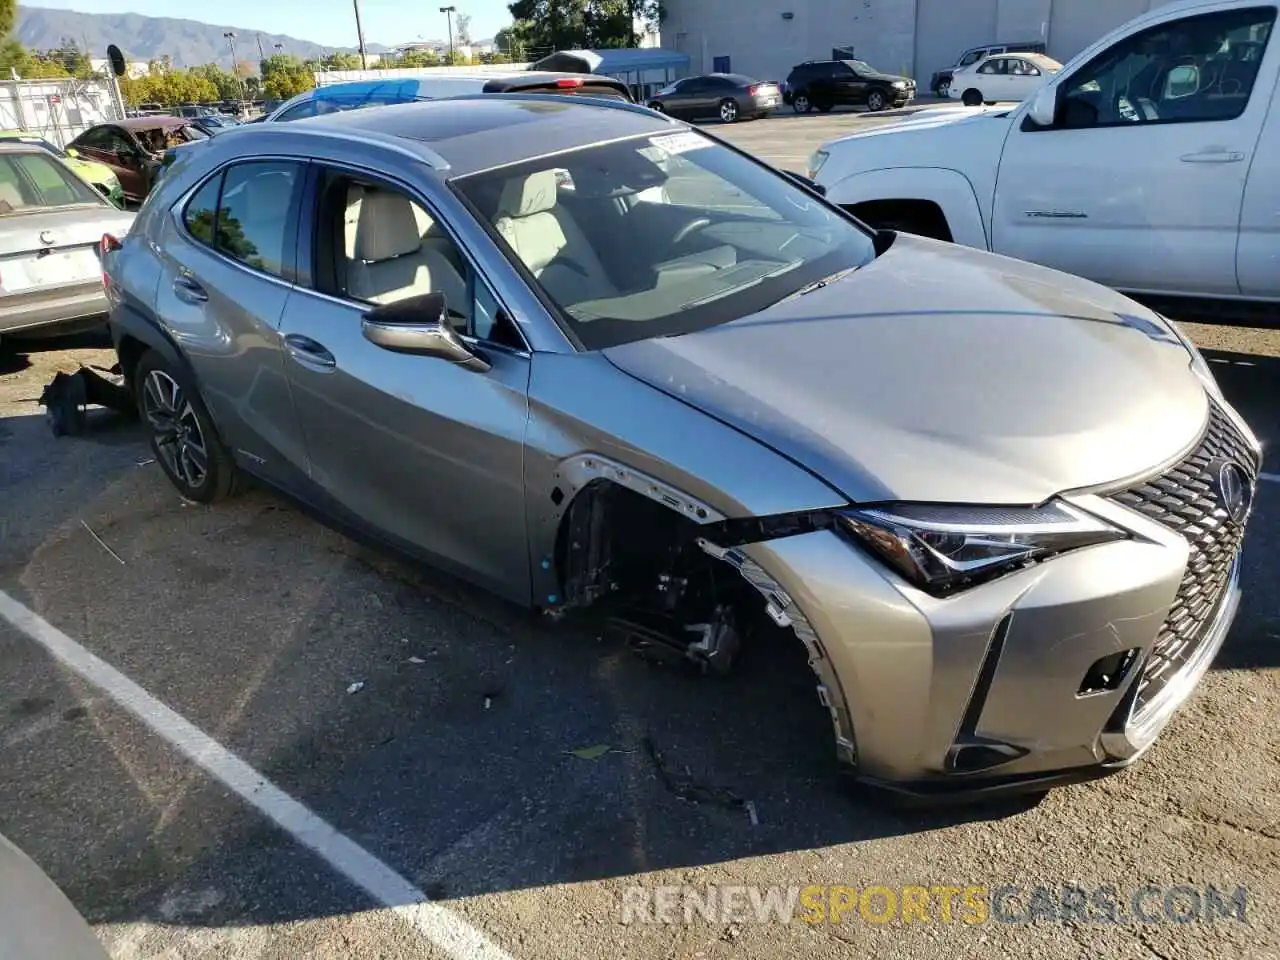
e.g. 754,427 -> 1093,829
103,93 -> 1260,800
930,41 -> 1048,97
646,73 -> 781,122
783,59 -> 915,113
67,118 -> 209,205
811,0 -> 1280,308
264,72 -> 634,122
949,52 -> 1064,106
0,141 -> 133,342
0,832 -> 108,959
0,130 -> 124,207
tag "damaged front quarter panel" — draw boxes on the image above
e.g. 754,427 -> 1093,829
524,353 -> 857,765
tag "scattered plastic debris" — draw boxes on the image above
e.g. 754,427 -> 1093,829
567,744 -> 612,761
136,458 -> 156,467
484,696 -> 492,710
406,656 -> 426,665
346,681 -> 365,695
80,520 -> 125,565
643,736 -> 743,809
745,800 -> 759,827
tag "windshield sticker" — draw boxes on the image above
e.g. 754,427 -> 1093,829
649,131 -> 711,156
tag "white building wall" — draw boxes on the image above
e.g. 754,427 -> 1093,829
662,0 -> 1193,87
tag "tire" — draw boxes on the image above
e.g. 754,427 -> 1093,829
866,90 -> 887,112
135,350 -> 241,503
648,101 -> 664,113
936,79 -> 950,98
962,88 -> 983,107
718,98 -> 739,123
792,92 -> 812,114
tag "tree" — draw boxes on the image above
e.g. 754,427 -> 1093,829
260,53 -> 314,100
0,0 -> 14,40
455,13 -> 473,45
508,0 -> 643,51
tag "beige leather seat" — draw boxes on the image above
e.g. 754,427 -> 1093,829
348,189 -> 468,316
492,169 -> 617,304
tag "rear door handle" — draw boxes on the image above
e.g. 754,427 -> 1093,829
283,333 -> 336,371
1179,150 -> 1245,163
172,275 -> 208,303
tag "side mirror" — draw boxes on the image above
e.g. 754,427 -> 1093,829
1026,86 -> 1057,128
783,170 -> 827,196
360,292 -> 491,373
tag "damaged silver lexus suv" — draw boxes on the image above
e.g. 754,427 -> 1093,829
102,93 -> 1261,800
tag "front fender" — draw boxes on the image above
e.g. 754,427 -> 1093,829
826,167 -> 989,250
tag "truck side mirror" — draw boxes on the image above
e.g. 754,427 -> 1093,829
1026,86 -> 1057,128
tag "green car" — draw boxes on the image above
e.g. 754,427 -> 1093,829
0,130 -> 126,208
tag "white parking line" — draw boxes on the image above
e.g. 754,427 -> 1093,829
0,589 -> 514,960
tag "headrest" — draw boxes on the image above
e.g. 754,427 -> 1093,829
355,189 -> 422,262
497,169 -> 558,219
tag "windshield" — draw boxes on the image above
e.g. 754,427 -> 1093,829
452,131 -> 877,349
0,152 -> 102,212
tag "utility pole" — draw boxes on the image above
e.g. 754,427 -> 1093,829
352,0 -> 369,70
255,34 -> 266,62
439,6 -> 457,61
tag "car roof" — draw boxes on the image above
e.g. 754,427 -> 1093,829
0,140 -> 46,152
280,94 -> 673,177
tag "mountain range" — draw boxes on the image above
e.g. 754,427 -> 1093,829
15,5 -> 397,69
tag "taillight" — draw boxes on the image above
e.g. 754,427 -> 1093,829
555,77 -> 585,88
100,233 -> 122,292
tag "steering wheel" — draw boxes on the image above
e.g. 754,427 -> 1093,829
671,217 -> 711,247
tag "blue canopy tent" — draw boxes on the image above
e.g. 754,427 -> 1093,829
530,49 -> 691,101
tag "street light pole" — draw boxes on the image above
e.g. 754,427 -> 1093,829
223,31 -> 244,99
439,6 -> 456,61
352,0 -> 369,70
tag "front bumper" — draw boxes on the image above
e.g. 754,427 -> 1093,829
742,397 -> 1260,800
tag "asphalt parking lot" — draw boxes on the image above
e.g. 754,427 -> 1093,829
1,108 -> 1278,960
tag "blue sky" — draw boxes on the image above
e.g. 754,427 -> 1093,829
29,0 -> 516,47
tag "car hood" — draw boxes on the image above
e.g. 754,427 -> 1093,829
65,157 -> 114,182
603,235 -> 1209,505
861,70 -> 912,83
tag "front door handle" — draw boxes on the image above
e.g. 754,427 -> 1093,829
172,275 -> 207,303
283,333 -> 336,371
1179,150 -> 1245,163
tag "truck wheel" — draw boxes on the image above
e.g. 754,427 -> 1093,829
962,88 -> 983,107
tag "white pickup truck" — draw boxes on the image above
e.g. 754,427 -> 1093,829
810,0 -> 1280,308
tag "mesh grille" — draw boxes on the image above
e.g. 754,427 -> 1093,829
1109,402 -> 1258,716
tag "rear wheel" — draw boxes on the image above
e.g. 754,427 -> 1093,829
936,79 -> 951,98
866,90 -> 887,112
962,88 -> 983,107
792,92 -> 812,114
136,350 -> 241,503
816,101 -> 834,113
718,98 -> 739,123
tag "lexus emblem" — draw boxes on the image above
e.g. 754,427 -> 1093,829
38,230 -> 55,245
1210,459 -> 1252,525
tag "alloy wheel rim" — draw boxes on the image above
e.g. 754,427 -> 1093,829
795,95 -> 809,111
721,101 -> 737,121
869,92 -> 884,110
142,369 -> 209,489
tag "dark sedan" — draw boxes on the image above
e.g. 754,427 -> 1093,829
646,73 -> 781,123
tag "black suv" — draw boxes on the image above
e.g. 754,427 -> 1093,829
783,59 -> 915,113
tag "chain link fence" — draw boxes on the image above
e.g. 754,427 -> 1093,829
0,78 -> 126,148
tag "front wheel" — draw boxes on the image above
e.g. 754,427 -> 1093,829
962,88 -> 983,107
791,93 -> 812,114
136,350 -> 241,503
718,98 -> 739,123
866,90 -> 887,112
936,80 -> 950,98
